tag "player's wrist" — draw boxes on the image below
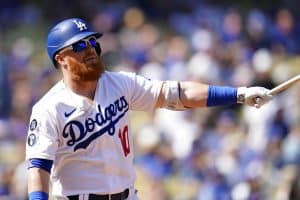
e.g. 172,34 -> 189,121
237,87 -> 247,104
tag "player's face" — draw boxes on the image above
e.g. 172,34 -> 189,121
56,37 -> 104,81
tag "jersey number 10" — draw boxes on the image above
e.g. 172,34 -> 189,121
118,125 -> 130,157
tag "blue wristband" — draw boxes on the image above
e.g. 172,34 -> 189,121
29,191 -> 48,200
206,86 -> 237,106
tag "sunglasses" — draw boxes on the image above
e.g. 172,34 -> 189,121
61,36 -> 98,53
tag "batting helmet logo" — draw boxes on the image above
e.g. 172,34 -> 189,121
46,18 -> 103,67
73,19 -> 87,31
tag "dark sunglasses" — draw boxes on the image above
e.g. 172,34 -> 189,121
61,36 -> 98,53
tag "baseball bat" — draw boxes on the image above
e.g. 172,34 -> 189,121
268,74 -> 300,95
254,74 -> 300,105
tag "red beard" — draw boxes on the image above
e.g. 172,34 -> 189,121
67,56 -> 105,81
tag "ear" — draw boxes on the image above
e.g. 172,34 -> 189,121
55,54 -> 67,67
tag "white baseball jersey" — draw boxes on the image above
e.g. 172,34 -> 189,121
26,71 -> 163,198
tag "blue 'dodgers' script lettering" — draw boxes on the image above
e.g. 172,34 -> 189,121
62,96 -> 129,151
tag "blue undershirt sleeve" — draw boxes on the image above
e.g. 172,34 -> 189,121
29,191 -> 49,200
28,158 -> 53,173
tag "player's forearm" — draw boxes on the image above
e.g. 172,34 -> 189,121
179,81 -> 209,108
158,81 -> 235,108
180,82 -> 241,108
156,81 -> 232,109
28,168 -> 50,193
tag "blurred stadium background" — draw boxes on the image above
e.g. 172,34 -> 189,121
0,0 -> 299,199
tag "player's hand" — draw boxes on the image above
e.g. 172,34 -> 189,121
237,87 -> 273,108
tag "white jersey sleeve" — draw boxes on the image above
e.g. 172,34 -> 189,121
118,71 -> 163,111
26,91 -> 60,160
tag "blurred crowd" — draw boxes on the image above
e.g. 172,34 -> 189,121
0,1 -> 299,200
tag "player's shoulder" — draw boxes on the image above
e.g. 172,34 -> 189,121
103,70 -> 136,79
31,81 -> 66,112
102,70 -> 150,84
101,70 -> 155,87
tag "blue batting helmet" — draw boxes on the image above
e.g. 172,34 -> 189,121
46,18 -> 103,66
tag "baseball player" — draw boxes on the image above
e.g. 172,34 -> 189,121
26,18 -> 273,200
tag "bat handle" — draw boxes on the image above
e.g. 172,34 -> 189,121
254,96 -> 261,107
254,90 -> 273,107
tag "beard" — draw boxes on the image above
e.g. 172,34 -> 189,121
68,55 -> 105,81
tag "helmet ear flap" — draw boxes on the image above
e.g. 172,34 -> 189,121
95,42 -> 102,56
